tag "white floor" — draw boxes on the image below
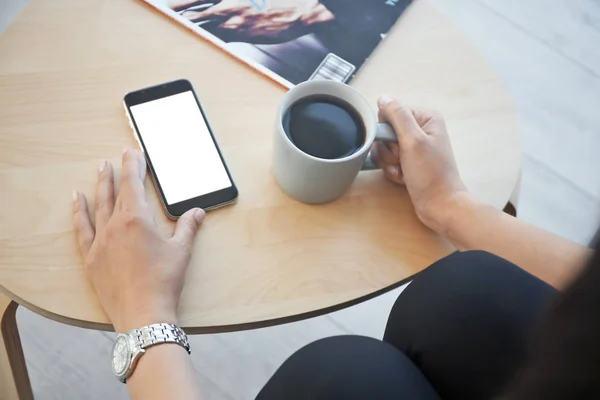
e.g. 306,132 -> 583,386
2,0 -> 600,399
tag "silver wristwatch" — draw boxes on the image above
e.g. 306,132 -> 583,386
111,323 -> 191,383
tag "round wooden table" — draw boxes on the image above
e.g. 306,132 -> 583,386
0,0 -> 521,398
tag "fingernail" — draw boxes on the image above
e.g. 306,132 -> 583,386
98,160 -> 107,173
386,165 -> 399,176
72,190 -> 78,202
122,146 -> 130,155
194,209 -> 206,224
378,95 -> 394,108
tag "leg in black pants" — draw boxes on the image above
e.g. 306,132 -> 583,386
256,251 -> 557,400
383,251 -> 556,399
256,335 -> 441,400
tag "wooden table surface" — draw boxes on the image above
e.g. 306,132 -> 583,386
0,0 -> 521,333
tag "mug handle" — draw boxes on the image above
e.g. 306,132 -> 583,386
362,123 -> 398,171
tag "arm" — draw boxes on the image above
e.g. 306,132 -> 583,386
127,345 -> 202,399
373,96 -> 592,289
118,306 -> 202,400
72,148 -> 204,399
440,193 -> 591,288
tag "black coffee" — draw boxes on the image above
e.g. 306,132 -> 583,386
282,95 -> 366,160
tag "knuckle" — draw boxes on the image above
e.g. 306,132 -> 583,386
94,231 -> 109,247
121,169 -> 137,183
182,217 -> 197,233
77,229 -> 92,244
104,225 -> 118,241
383,100 -> 406,116
74,216 -> 90,238
73,212 -> 83,230
94,196 -> 104,211
404,134 -> 428,151
421,108 -> 446,127
385,170 -> 402,184
429,109 -> 444,121
123,210 -> 144,227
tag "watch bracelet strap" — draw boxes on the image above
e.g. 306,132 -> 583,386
129,323 -> 191,354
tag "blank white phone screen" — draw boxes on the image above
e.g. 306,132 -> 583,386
130,91 -> 231,205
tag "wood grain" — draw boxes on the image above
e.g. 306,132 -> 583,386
3,0 -> 599,398
0,0 -> 521,332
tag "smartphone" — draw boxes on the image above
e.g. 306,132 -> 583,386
123,79 -> 238,218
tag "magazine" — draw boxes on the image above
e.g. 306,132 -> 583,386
142,0 -> 412,88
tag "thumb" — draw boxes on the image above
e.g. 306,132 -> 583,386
377,96 -> 425,147
172,208 -> 206,248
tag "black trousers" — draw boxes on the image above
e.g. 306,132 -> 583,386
256,251 -> 557,400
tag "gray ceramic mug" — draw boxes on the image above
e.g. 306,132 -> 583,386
273,80 -> 397,204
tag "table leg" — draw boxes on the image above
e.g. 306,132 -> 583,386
0,293 -> 33,400
504,170 -> 522,217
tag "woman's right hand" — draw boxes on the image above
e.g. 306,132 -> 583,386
372,96 -> 468,234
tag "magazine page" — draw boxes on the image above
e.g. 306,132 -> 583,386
142,0 -> 412,88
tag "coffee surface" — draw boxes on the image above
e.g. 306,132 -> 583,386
282,95 -> 366,160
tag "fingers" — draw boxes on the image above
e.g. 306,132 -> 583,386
384,164 -> 405,185
372,143 -> 404,185
95,160 -> 115,232
119,147 -> 147,207
377,96 -> 425,147
172,208 -> 206,249
410,107 -> 446,133
73,190 -> 94,257
372,142 -> 399,165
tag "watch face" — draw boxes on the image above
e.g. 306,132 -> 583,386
111,334 -> 131,377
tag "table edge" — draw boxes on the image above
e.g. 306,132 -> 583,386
0,0 -> 521,336
0,272 -> 420,334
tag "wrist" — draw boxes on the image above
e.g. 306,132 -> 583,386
423,191 -> 475,236
114,301 -> 179,333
